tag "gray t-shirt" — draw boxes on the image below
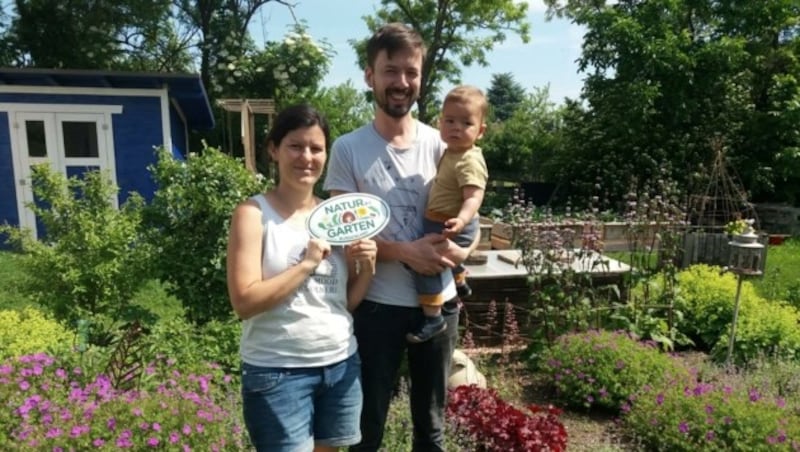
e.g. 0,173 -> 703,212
324,121 -> 457,308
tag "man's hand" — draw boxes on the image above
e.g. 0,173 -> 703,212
402,234 -> 456,275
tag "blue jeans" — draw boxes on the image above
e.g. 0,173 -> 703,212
414,217 -> 477,305
349,299 -> 460,452
241,353 -> 362,451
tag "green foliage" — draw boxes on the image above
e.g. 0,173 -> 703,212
139,316 -> 242,375
655,264 -> 800,365
481,86 -> 565,182
0,251 -> 32,311
144,145 -> 271,324
0,307 -> 74,360
0,353 -> 246,450
127,279 -> 185,324
538,330 -> 691,412
544,0 -> 800,204
486,72 -> 527,122
753,239 -> 800,310
0,165 -> 153,344
354,0 -> 531,122
623,363 -> 800,451
7,0 -> 179,70
313,81 -> 374,142
670,265 -> 761,350
713,298 -> 800,366
215,23 -> 334,105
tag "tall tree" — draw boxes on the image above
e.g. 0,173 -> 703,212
8,0 -> 180,70
544,0 -> 800,205
487,72 -> 527,122
352,0 -> 531,122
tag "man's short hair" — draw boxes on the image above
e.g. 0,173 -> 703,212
366,22 -> 426,69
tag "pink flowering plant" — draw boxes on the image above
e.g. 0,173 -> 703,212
623,377 -> 800,450
0,353 -> 246,450
538,329 -> 691,411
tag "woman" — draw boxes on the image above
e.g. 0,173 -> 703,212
226,104 -> 376,452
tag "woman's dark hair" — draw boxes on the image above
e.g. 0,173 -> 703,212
266,104 -> 330,150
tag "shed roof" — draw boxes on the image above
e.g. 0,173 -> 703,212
0,67 -> 214,130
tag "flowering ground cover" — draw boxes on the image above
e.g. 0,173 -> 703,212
0,353 -> 245,451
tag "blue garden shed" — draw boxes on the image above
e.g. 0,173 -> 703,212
0,68 -> 214,238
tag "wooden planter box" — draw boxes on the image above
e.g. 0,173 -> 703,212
486,220 -> 666,252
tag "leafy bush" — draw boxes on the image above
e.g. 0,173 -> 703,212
144,145 -> 271,324
140,316 -> 242,375
0,166 -> 153,343
446,384 -> 568,451
538,330 -> 690,411
713,298 -> 800,365
0,308 -> 73,360
672,265 -> 762,350
0,353 -> 246,450
623,375 -> 800,450
665,265 -> 800,365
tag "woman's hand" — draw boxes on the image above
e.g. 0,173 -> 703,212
303,238 -> 332,269
347,239 -> 377,275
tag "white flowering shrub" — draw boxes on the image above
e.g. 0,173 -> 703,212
210,23 -> 332,104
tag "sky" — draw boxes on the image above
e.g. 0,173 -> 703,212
252,0 -> 587,103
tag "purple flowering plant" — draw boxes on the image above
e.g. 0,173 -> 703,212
538,329 -> 691,411
0,353 -> 246,451
623,375 -> 800,450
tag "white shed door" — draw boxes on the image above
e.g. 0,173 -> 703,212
12,111 -> 116,238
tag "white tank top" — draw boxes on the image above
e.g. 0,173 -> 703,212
239,194 -> 356,368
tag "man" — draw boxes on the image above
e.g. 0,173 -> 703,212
323,22 -> 474,452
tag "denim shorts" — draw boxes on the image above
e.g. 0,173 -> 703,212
241,353 -> 362,452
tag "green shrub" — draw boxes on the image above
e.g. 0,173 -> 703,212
669,265 -> 800,365
623,373 -> 800,450
672,265 -> 762,350
537,329 -> 690,411
144,145 -> 271,324
713,299 -> 800,365
0,166 -> 154,344
140,316 -> 242,375
0,307 -> 74,360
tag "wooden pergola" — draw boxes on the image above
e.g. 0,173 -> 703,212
216,98 -> 276,172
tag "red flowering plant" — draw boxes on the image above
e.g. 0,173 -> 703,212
446,384 -> 568,451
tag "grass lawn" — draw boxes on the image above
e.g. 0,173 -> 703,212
752,238 -> 800,302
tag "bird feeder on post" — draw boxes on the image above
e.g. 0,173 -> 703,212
725,222 -> 765,366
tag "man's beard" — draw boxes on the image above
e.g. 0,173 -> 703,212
375,88 -> 417,118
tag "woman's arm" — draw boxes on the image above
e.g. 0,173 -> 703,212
226,201 -> 328,320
